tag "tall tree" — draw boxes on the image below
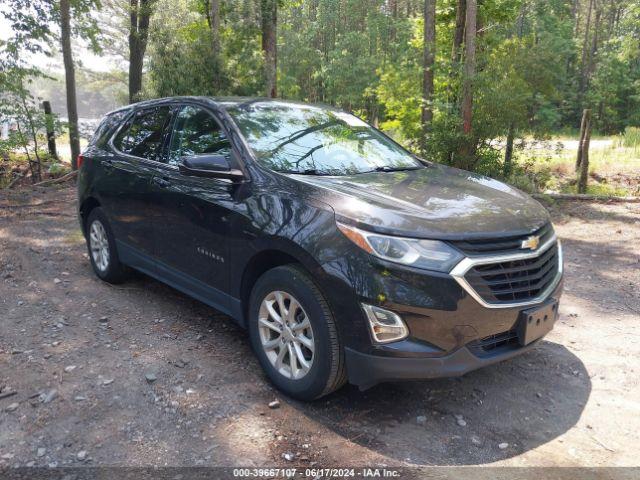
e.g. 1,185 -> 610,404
578,0 -> 594,103
261,0 -> 278,97
504,0 -> 527,177
576,108 -> 592,193
129,0 -> 155,102
459,0 -> 477,165
421,0 -> 436,149
587,4 -> 602,80
208,0 -> 222,89
60,0 -> 80,169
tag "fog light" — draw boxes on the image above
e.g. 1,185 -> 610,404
361,304 -> 408,344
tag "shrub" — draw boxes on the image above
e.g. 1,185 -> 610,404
47,162 -> 70,176
623,127 -> 640,148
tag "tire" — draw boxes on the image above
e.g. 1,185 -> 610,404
248,265 -> 347,400
85,207 -> 128,284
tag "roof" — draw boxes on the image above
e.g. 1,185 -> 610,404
104,96 -> 340,116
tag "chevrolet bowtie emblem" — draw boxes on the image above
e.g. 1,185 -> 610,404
521,235 -> 540,250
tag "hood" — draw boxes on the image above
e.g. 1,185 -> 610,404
290,163 -> 550,240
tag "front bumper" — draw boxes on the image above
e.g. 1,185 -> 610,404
345,338 -> 542,390
343,279 -> 562,389
318,230 -> 564,389
335,263 -> 563,389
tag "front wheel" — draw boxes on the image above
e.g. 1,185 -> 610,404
248,265 -> 346,400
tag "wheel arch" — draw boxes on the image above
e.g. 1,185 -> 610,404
238,242 -> 329,326
79,196 -> 102,236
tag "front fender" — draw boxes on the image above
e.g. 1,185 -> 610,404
229,189 -> 371,347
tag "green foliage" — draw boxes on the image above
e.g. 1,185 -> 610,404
147,17 -> 220,97
1,0 -> 102,54
3,0 -> 639,196
146,0 -> 264,97
139,0 -> 640,190
0,54 -> 53,182
47,162 -> 71,176
1,0 -> 105,179
374,0 -> 578,173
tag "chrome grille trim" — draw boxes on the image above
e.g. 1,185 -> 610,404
450,234 -> 563,309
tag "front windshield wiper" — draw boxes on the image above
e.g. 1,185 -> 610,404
360,165 -> 424,174
279,168 -> 333,176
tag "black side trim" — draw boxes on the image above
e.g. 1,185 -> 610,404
116,241 -> 244,326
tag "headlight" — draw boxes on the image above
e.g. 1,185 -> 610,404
337,222 -> 464,272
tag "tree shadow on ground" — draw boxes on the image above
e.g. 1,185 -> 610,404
291,340 -> 590,465
543,199 -> 639,226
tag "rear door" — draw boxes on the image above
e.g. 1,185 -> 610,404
99,105 -> 173,258
150,104 -> 236,309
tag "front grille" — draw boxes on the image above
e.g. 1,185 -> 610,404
468,329 -> 519,357
452,222 -> 554,256
464,242 -> 559,304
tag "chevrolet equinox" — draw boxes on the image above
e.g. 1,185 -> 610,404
78,97 -> 564,400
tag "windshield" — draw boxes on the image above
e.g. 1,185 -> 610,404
226,101 -> 422,176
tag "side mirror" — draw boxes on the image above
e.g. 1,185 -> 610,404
179,154 -> 244,181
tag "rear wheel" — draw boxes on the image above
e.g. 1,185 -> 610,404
86,207 -> 128,284
248,265 -> 346,400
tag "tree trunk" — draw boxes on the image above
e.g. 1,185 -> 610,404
458,0 -> 477,167
129,0 -> 154,103
576,109 -> 592,194
578,0 -> 594,103
421,0 -> 436,151
576,110 -> 586,171
504,2 -> 525,175
42,101 -> 58,161
461,0 -> 476,135
209,0 -> 222,89
60,0 -> 80,170
587,6 -> 601,80
504,123 -> 515,177
572,0 -> 581,36
451,0 -> 466,65
605,0 -> 616,42
209,0 -> 221,53
261,0 -> 278,98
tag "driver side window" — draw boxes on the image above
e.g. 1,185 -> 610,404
168,105 -> 231,166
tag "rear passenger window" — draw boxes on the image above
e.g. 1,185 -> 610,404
168,106 -> 231,165
113,107 -> 171,162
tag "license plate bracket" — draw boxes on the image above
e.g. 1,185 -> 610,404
517,300 -> 558,346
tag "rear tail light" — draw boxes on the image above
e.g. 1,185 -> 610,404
77,154 -> 84,169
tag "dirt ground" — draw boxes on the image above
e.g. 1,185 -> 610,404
0,185 -> 639,474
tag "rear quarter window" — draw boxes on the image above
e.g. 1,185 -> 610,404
112,106 -> 172,162
89,110 -> 129,148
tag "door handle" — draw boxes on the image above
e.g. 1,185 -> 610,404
152,177 -> 171,188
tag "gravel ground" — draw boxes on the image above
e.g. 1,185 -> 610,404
0,185 -> 638,474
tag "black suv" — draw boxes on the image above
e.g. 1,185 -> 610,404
78,97 -> 563,400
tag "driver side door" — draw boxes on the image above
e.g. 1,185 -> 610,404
151,104 -> 237,313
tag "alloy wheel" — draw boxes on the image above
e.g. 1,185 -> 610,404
258,291 -> 315,380
89,220 -> 110,272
